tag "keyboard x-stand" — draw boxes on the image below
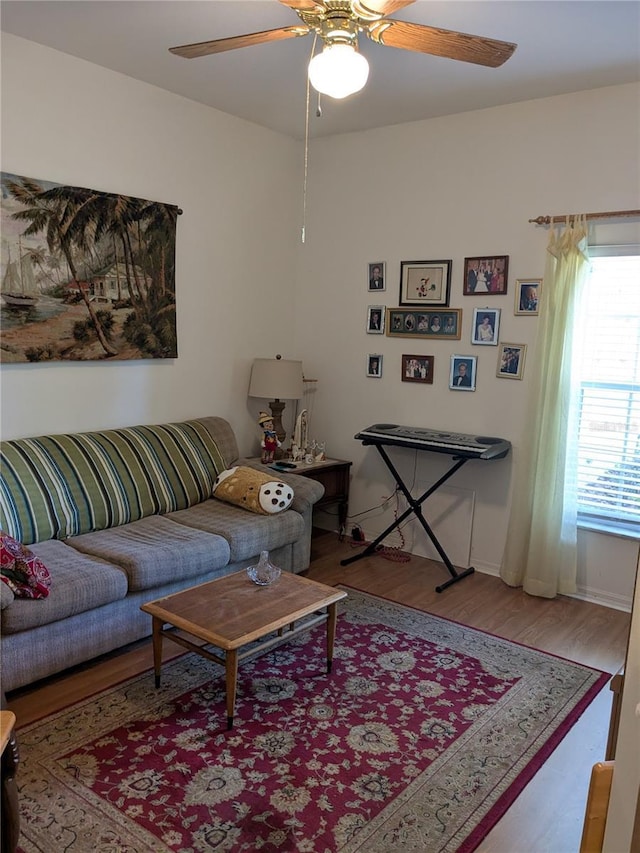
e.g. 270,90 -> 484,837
341,424 -> 511,593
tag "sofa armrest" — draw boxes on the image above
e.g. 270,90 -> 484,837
0,583 -> 14,610
235,459 -> 325,514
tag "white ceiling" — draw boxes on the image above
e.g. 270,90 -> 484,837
2,1 -> 639,139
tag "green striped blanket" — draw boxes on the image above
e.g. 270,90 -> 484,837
0,420 -> 226,545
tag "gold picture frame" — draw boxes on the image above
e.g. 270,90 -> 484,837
514,279 -> 541,315
497,343 -> 527,379
386,308 -> 461,339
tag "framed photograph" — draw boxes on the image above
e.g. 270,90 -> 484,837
515,279 -> 542,315
449,355 -> 477,390
386,308 -> 461,339
368,262 -> 386,292
402,354 -> 434,384
463,255 -> 509,295
399,260 -> 452,306
367,353 -> 383,377
497,343 -> 526,379
471,307 -> 500,345
366,305 -> 385,334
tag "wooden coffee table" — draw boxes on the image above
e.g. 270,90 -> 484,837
141,571 -> 347,729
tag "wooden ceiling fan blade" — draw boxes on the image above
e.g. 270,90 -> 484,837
278,0 -> 326,11
353,1 -> 416,17
169,26 -> 310,59
369,20 -> 517,68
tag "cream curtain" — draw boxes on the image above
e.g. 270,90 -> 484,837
500,217 -> 590,597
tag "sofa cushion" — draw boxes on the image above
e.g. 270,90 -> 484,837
168,500 -> 304,563
0,419 -> 227,544
0,440 -> 77,545
213,467 -> 294,515
1,540 -> 128,635
66,516 -> 231,592
195,417 -> 240,470
1,532 -> 52,599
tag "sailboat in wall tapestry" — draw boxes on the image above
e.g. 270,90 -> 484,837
2,239 -> 39,308
0,173 -> 179,363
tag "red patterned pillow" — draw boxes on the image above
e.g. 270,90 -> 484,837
0,532 -> 51,599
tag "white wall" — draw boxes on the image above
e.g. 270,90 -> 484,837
0,33 -> 301,454
294,83 -> 640,608
1,34 -> 637,607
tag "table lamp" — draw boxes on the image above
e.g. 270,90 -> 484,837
248,356 -> 304,451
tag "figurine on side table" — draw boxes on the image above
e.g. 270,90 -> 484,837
292,409 -> 309,462
313,440 -> 326,462
258,411 -> 281,464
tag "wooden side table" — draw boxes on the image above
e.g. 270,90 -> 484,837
605,668 -> 624,760
1,710 -> 19,853
251,457 -> 352,536
292,458 -> 352,536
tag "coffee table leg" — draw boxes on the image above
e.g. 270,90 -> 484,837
326,603 -> 338,674
152,616 -> 163,688
226,649 -> 239,730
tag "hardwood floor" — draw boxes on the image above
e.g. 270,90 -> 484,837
6,530 -> 631,853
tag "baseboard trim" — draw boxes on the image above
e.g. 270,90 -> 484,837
472,564 -> 632,613
314,524 -> 634,613
569,587 -> 632,613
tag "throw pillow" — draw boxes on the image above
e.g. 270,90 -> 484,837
212,466 -> 294,515
0,532 -> 52,599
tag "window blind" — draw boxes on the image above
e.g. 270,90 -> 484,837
576,254 -> 640,528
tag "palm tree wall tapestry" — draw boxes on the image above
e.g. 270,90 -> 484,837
1,173 -> 178,362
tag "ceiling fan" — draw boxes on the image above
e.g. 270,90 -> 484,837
169,0 -> 517,100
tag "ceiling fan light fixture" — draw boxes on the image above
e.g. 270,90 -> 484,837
308,43 -> 369,99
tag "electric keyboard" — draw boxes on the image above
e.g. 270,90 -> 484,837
355,423 -> 511,460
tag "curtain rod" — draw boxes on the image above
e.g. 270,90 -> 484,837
529,209 -> 640,225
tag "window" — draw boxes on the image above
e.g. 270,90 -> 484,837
573,250 -> 640,533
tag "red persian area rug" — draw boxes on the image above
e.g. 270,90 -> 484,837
16,589 -> 609,853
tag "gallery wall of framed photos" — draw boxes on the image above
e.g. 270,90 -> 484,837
363,256 -> 538,388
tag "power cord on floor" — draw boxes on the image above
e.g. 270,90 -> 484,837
377,544 -> 411,563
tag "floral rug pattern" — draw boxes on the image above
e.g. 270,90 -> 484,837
16,589 -> 608,852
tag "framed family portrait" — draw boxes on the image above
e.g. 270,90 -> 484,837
366,305 -> 385,334
402,354 -> 434,384
463,255 -> 509,295
515,279 -> 541,315
449,355 -> 477,391
367,353 -> 383,377
399,259 -> 451,306
497,343 -> 527,379
386,308 -> 461,339
471,307 -> 500,345
368,262 -> 386,292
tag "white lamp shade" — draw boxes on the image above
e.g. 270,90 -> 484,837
308,44 -> 369,99
248,358 -> 304,400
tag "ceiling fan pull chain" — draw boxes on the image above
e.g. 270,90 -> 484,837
302,66 -> 310,244
302,33 -> 319,244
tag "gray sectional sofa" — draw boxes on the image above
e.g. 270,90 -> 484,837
0,416 -> 324,692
